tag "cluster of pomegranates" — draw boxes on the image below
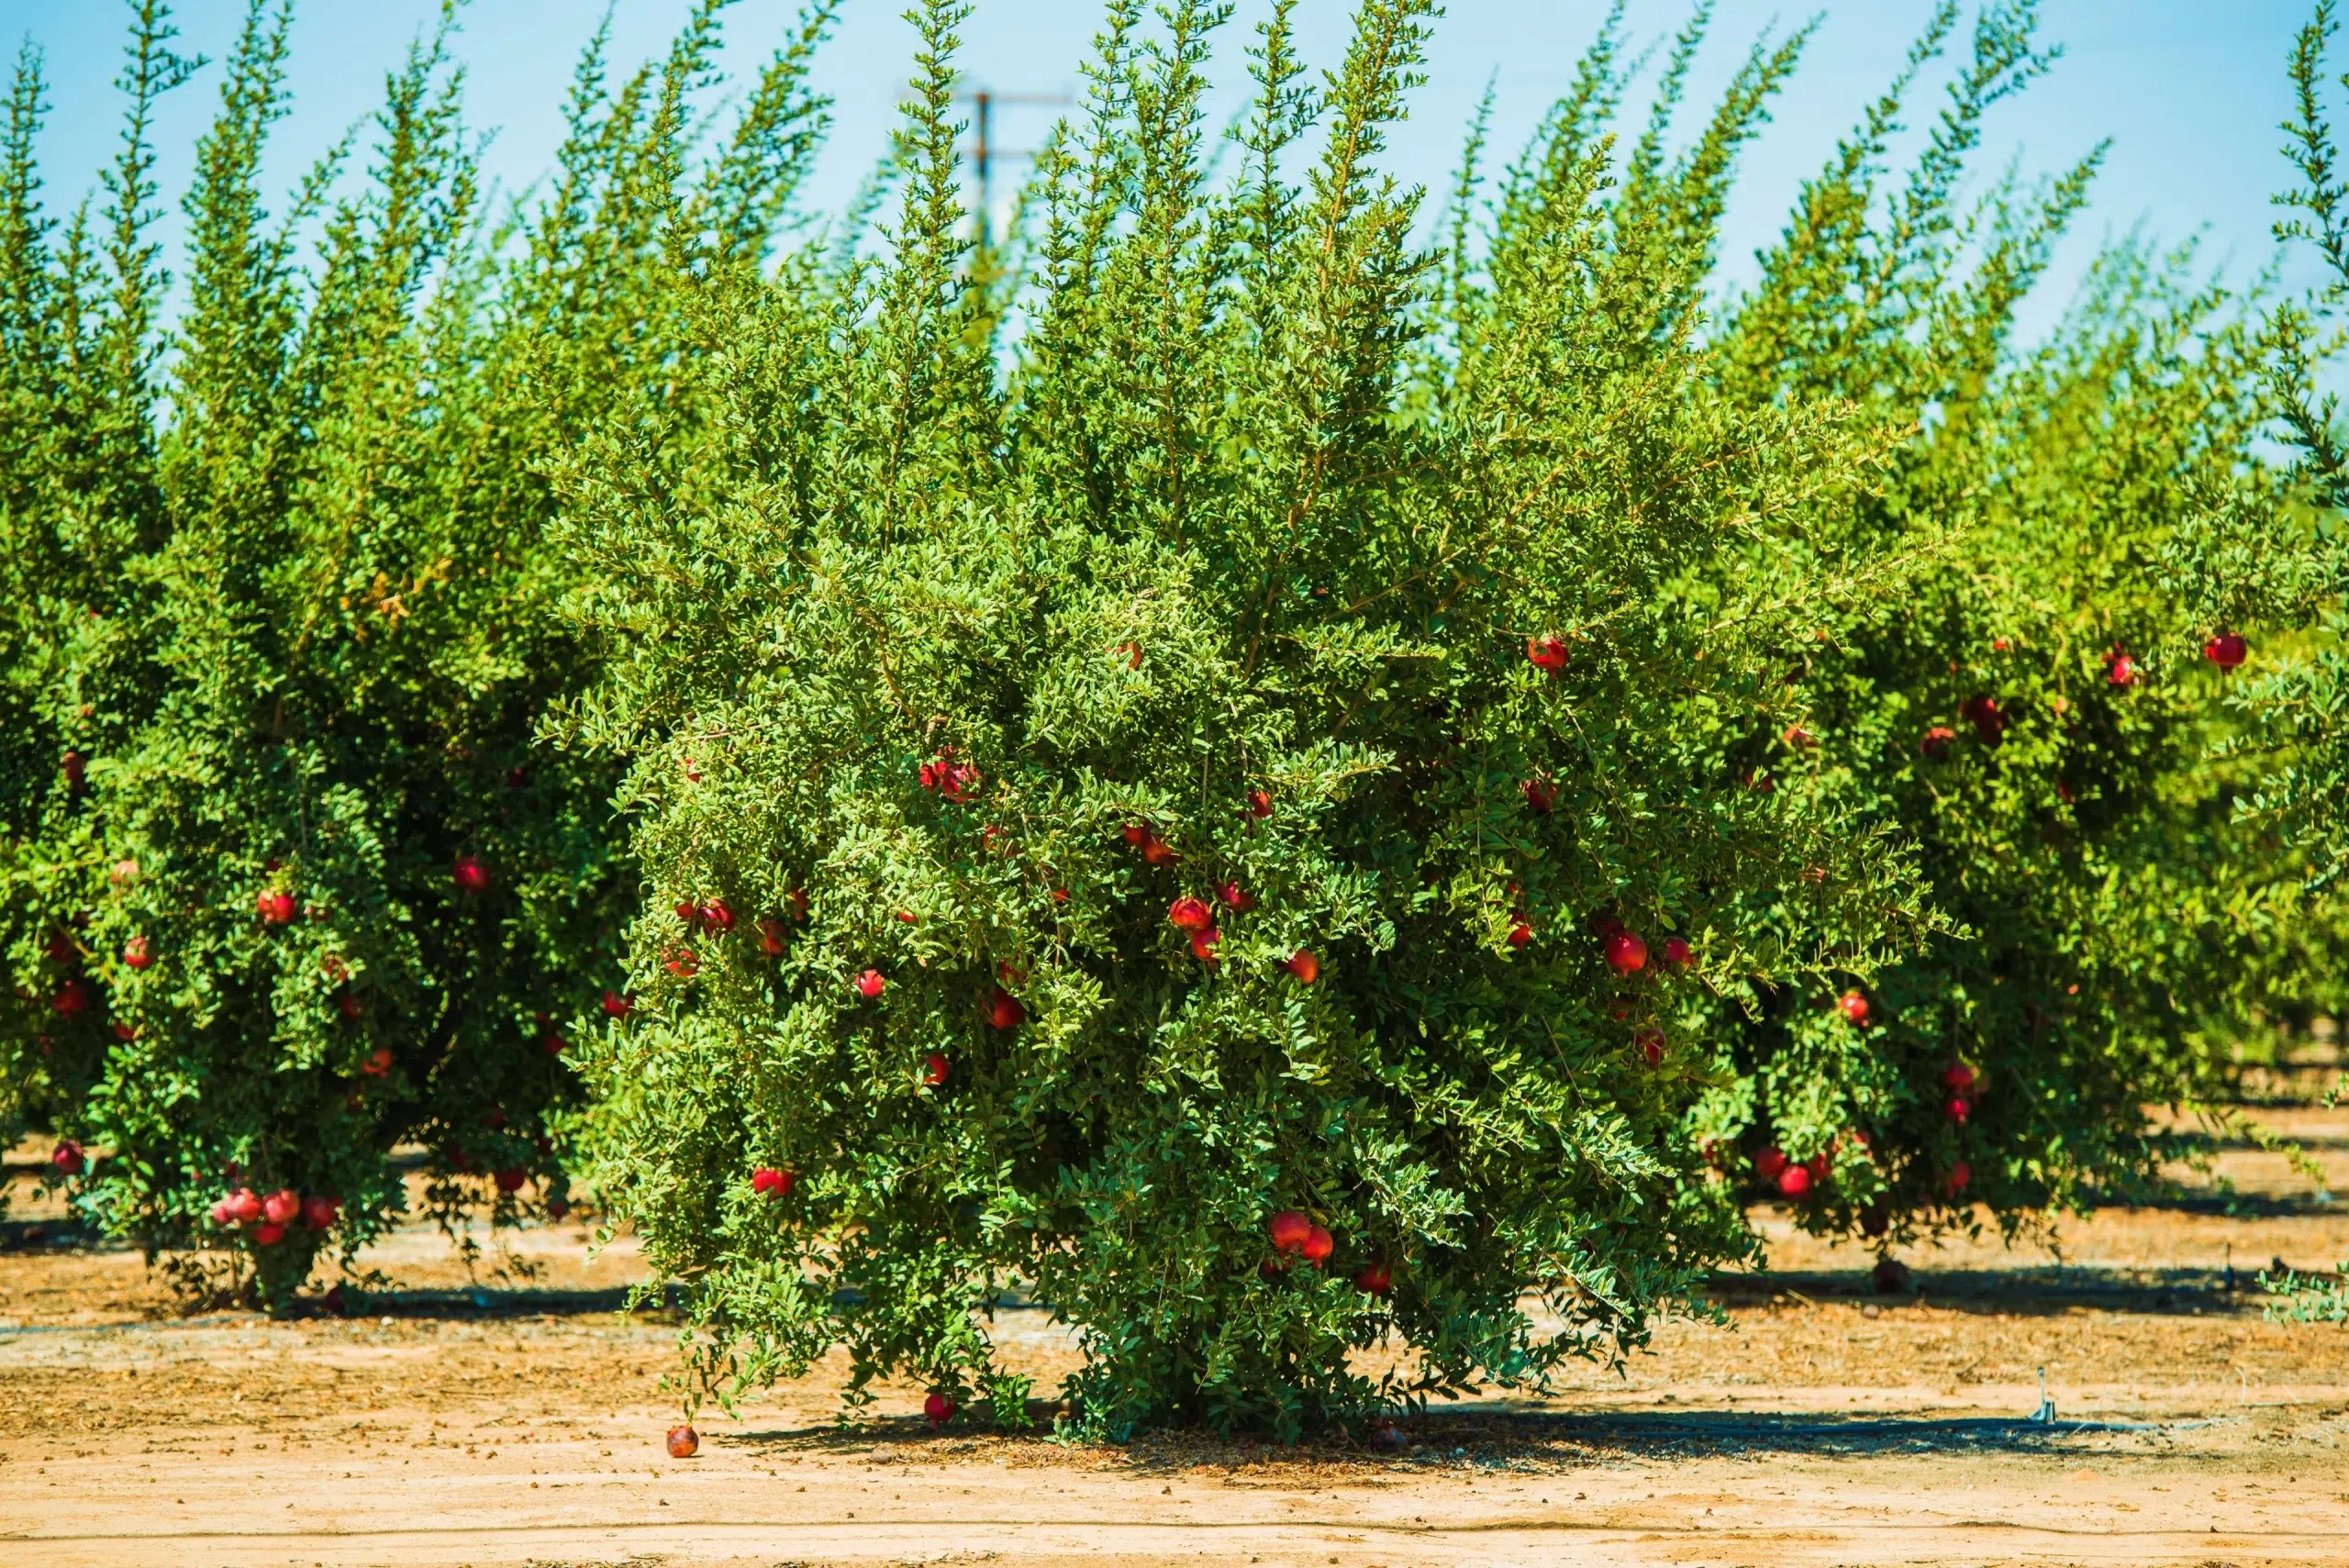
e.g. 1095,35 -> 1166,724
209,1185 -> 340,1245
1264,1209 -> 1394,1296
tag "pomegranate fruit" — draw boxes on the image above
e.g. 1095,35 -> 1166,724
666,1425 -> 699,1458
1603,929 -> 1647,975
1285,950 -> 1319,984
751,1166 -> 796,1198
121,935 -> 153,970
1268,1210 -> 1311,1254
451,854 -> 490,892
1526,635 -> 1568,673
855,969 -> 885,999
1167,895 -> 1213,931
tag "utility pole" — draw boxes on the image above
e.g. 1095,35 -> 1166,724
957,87 -> 1067,244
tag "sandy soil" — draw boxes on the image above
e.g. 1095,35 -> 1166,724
3,1107 -> 2346,1567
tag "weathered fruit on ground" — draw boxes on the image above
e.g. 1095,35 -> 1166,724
666,1425 -> 698,1458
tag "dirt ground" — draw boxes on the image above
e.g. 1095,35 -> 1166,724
4,1106 -> 2347,1567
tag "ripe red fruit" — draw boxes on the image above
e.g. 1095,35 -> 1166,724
757,917 -> 788,956
987,987 -> 1026,1029
1839,990 -> 1870,1027
50,979 -> 89,1017
1168,895 -> 1214,931
1216,881 -> 1253,912
224,1187 -> 263,1224
922,1052 -> 949,1087
262,1188 -> 301,1226
924,1392 -> 957,1426
1123,821 -> 1151,846
256,889 -> 296,926
1269,1210 -> 1311,1254
339,995 -> 363,1021
1285,950 -> 1319,984
1945,1160 -> 1972,1195
1141,837 -> 1179,866
602,990 -> 634,1018
1632,1026 -> 1665,1068
700,900 -> 735,933
1603,929 -> 1647,975
663,947 -> 698,977
209,1198 -> 234,1226
1753,1147 -> 1787,1181
1353,1262 -> 1392,1296
2204,632 -> 2247,669
495,1167 -> 528,1194
675,899 -> 697,925
1940,1062 -> 1977,1093
785,887 -> 809,919
451,854 -> 490,892
1776,1164 -> 1813,1198
361,1046 -> 394,1077
1945,1096 -> 1972,1125
896,909 -> 917,925
1782,724 -> 1816,750
666,1425 -> 699,1459
1300,1224 -> 1334,1267
1661,936 -> 1691,968
1919,725 -> 1957,762
122,936 -> 153,970
1959,695 -> 2007,746
2108,651 -> 2138,687
751,1166 -> 796,1198
301,1195 -> 339,1230
1992,636 -> 2012,652
43,929 -> 77,964
1189,927 -> 1220,962
1244,789 -> 1273,818
1806,1152 -> 1829,1180
253,1223 -> 285,1245
50,1140 -> 83,1177
856,969 -> 886,999
1520,776 -> 1555,814
546,1198 -> 571,1221
1526,636 -> 1568,673
1507,919 -> 1532,950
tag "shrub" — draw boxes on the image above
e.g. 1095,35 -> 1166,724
562,0 -> 1944,1440
0,0 -> 832,1307
1685,2 -> 2318,1248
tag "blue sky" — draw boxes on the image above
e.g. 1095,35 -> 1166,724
7,1 -> 2328,340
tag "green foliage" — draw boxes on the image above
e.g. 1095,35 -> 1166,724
1687,0 -> 2319,1247
561,0 -> 1947,1440
0,0 -> 836,1307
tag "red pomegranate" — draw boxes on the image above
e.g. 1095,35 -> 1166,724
666,1425 -> 699,1459
757,917 -> 788,956
602,990 -> 634,1018
1945,1160 -> 1972,1195
253,1223 -> 285,1245
922,1052 -> 949,1087
1661,936 -> 1691,967
1141,836 -> 1179,867
1946,1096 -> 1972,1125
1268,1210 -> 1311,1254
1941,1062 -> 1977,1094
1168,895 -> 1214,931
1526,636 -> 1568,673
1520,776 -> 1555,815
256,890 -> 296,926
2108,651 -> 2138,687
542,1031 -> 565,1056
1123,821 -> 1151,846
122,936 -> 153,971
1839,990 -> 1870,1027
452,854 -> 490,892
1189,927 -> 1220,962
987,987 -> 1026,1029
49,1140 -> 83,1177
2204,632 -> 2247,669
262,1188 -> 302,1226
1753,1147 -> 1787,1181
1353,1262 -> 1392,1296
1632,1026 -> 1665,1068
361,1047 -> 394,1077
855,969 -> 885,999
1285,950 -> 1319,984
1507,919 -> 1532,950
224,1187 -> 264,1225
1782,723 -> 1817,750
924,1392 -> 957,1426
699,899 -> 735,933
1776,1164 -> 1813,1198
1300,1224 -> 1334,1267
1919,725 -> 1957,762
1603,929 -> 1648,975
751,1166 -> 796,1198
1216,881 -> 1253,912
50,979 -> 89,1017
338,994 -> 363,1021
301,1195 -> 340,1230
1244,789 -> 1274,818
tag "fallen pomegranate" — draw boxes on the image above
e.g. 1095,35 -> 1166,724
924,1392 -> 957,1426
666,1425 -> 699,1458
